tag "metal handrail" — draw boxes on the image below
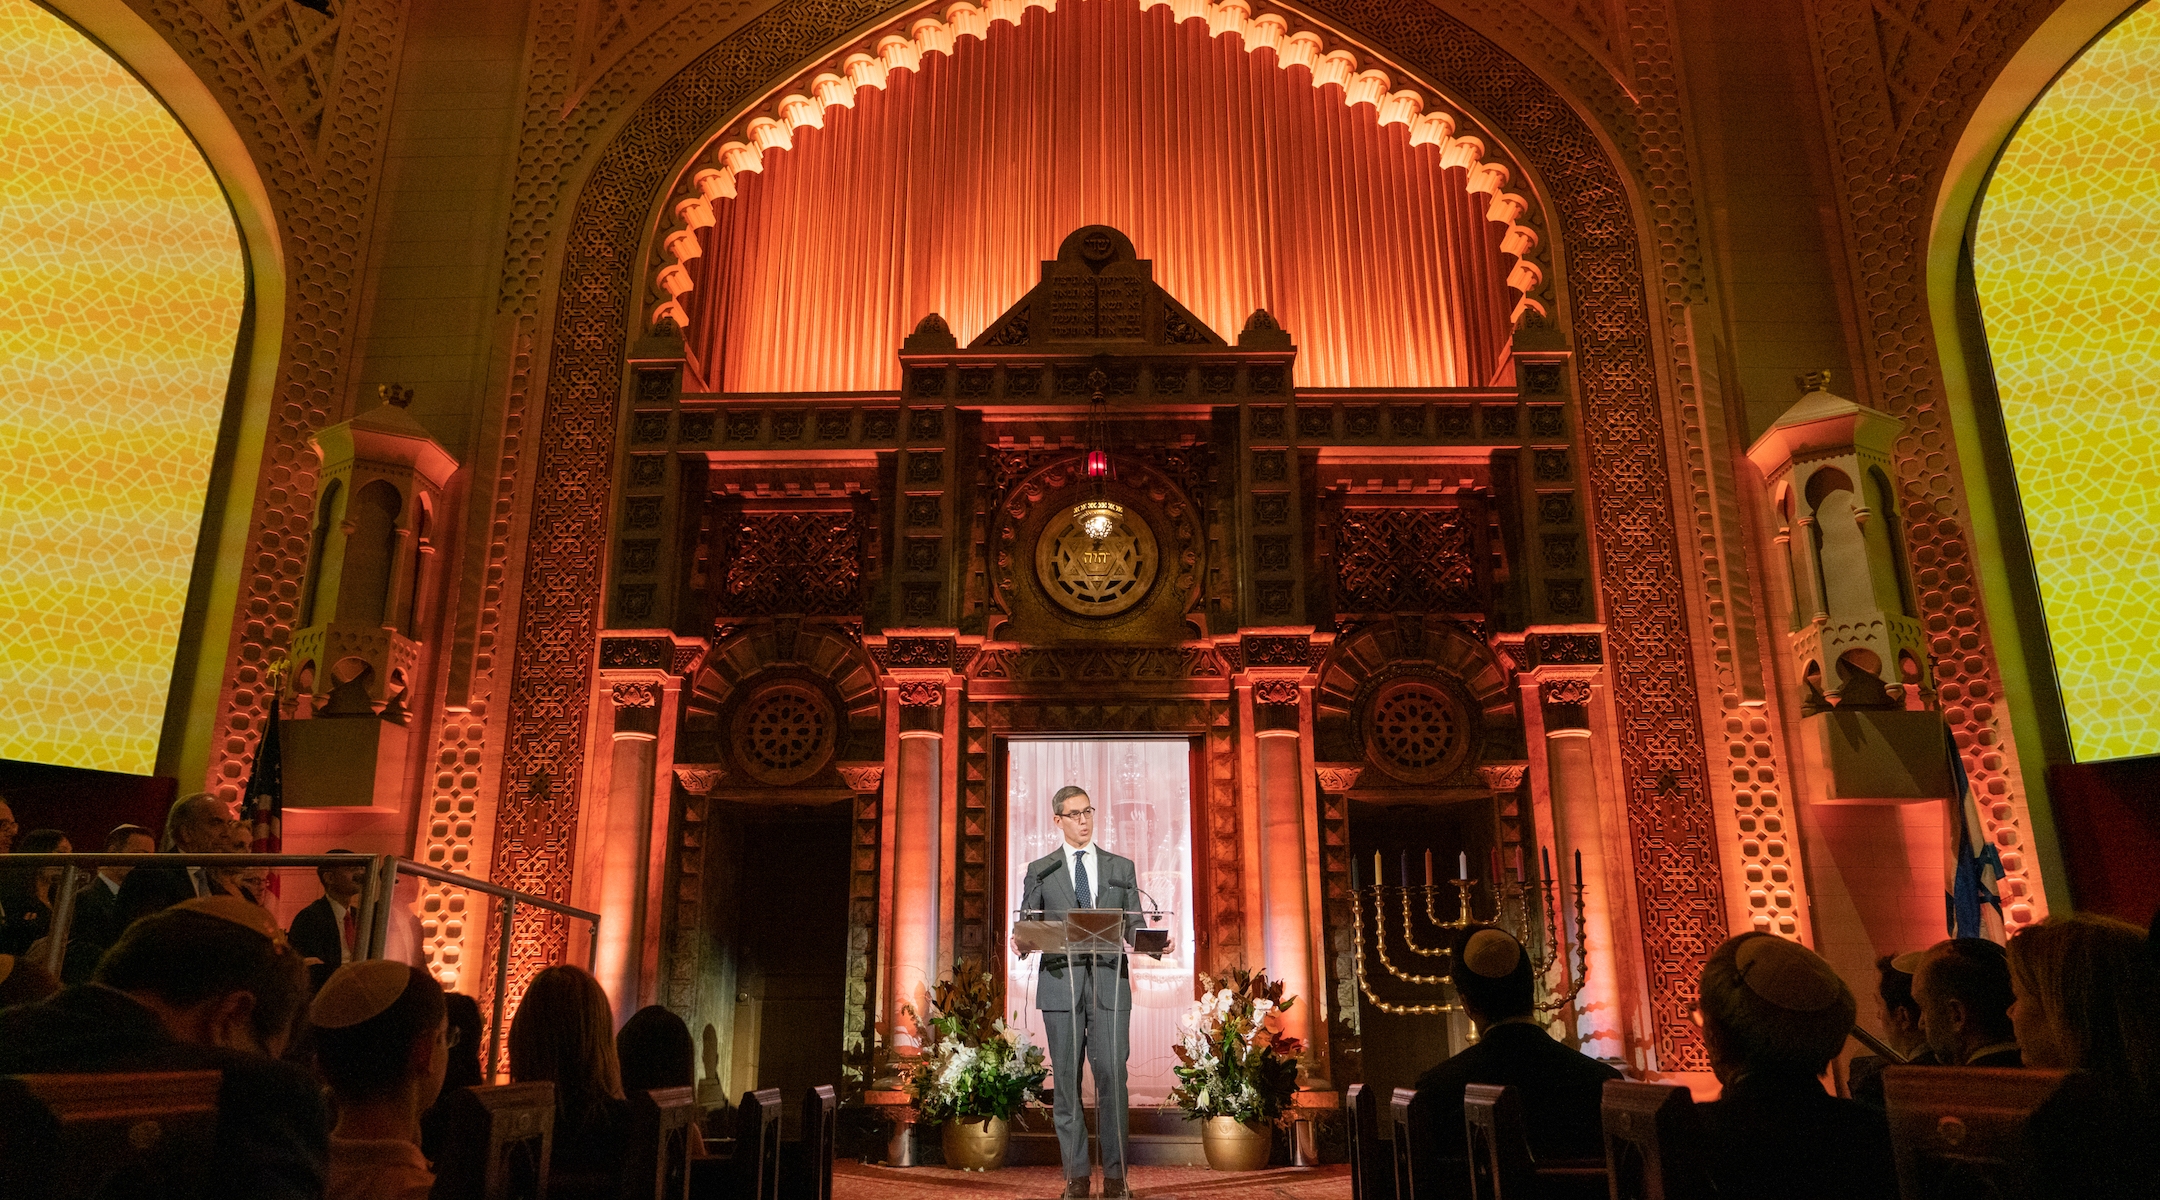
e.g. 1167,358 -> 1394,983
1,852 -> 600,1079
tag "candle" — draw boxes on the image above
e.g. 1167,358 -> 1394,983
1458,851 -> 1470,880
1401,851 -> 1410,890
1375,851 -> 1383,885
1352,858 -> 1362,890
1575,848 -> 1583,883
1423,850 -> 1433,886
1542,846 -> 1553,883
1490,847 -> 1503,887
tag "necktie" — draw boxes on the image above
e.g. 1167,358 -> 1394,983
342,907 -> 357,961
1072,850 -> 1092,910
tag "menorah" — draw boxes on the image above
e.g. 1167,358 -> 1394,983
1350,846 -> 1590,1017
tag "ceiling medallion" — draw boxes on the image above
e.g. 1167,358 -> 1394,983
1036,506 -> 1159,618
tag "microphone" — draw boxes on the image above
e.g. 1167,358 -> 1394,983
1137,887 -> 1163,925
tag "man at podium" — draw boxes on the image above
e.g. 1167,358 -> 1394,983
1016,785 -> 1143,1199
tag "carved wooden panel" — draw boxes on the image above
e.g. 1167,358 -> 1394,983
719,510 -> 866,617
1335,509 -> 1479,614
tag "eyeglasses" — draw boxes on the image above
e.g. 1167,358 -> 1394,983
1055,807 -> 1096,821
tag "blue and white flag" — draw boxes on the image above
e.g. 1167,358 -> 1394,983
1944,727 -> 2004,940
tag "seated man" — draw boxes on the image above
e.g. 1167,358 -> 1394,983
0,896 -> 328,1200
1913,937 -> 2021,1068
1691,933 -> 1897,1200
313,960 -> 448,1200
1849,952 -> 1936,1109
1410,928 -> 1620,1190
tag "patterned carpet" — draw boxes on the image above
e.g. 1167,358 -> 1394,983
833,1162 -> 1352,1199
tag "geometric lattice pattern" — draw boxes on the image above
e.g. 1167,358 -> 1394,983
0,0 -> 243,774
1974,3 -> 2160,763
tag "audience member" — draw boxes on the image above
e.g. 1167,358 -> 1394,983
0,896 -> 327,1199
116,792 -> 236,927
509,964 -> 630,1193
618,1003 -> 698,1094
2008,914 -> 2160,1199
1409,928 -> 1620,1187
1850,953 -> 1934,1109
0,828 -> 70,955
1912,937 -> 2020,1068
73,824 -> 157,949
207,820 -> 270,908
443,991 -> 486,1090
312,961 -> 448,1200
1690,932 -> 1897,1200
419,992 -> 488,1162
0,796 -> 13,938
291,851 -> 367,992
0,952 -> 60,1008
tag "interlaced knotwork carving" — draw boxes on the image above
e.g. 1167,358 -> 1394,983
731,682 -> 836,785
1364,679 -> 1471,784
720,511 -> 866,617
1335,509 -> 1478,614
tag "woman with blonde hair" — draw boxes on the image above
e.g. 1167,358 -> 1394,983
2007,913 -> 2160,1198
508,964 -> 628,1196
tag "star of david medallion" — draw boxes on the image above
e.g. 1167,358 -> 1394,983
1034,510 -> 1159,617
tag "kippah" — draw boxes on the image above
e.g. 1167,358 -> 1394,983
174,895 -> 288,953
312,960 -> 415,1029
1463,929 -> 1524,978
1889,949 -> 1927,975
1736,936 -> 1844,1012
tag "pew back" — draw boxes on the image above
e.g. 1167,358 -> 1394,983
1463,1083 -> 1533,1200
624,1085 -> 699,1200
427,1081 -> 555,1200
1346,1083 -> 1396,1200
1600,1081 -> 1695,1200
782,1085 -> 837,1200
1883,1065 -> 2070,1200
0,1070 -> 219,1200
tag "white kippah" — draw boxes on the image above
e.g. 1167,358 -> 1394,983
311,959 -> 415,1029
1735,936 -> 1845,1012
1462,929 -> 1524,978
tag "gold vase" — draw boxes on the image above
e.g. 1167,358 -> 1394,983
1200,1115 -> 1274,1171
941,1115 -> 1010,1171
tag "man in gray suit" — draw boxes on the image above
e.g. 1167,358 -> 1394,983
1017,785 -> 1142,1199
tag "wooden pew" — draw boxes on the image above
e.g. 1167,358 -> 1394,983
1462,1084 -> 1606,1200
782,1085 -> 837,1200
1389,1087 -> 1434,1200
1883,1065 -> 2071,1200
623,1085 -> 700,1200
1600,1081 -> 1697,1200
0,1070 -> 219,1200
1346,1083 -> 1396,1200
428,1082 -> 555,1200
691,1087 -> 783,1200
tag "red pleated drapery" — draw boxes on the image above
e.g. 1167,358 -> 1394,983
685,0 -> 1517,393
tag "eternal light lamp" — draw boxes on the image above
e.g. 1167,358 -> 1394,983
1072,372 -> 1119,543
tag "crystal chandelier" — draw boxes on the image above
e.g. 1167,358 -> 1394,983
1072,371 -> 1120,544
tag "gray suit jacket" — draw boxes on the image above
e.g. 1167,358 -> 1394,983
1019,845 -> 1142,1013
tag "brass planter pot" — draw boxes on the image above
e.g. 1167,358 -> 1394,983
1200,1115 -> 1273,1171
941,1115 -> 1010,1171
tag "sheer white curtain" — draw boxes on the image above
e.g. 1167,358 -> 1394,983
1006,738 -> 1196,1105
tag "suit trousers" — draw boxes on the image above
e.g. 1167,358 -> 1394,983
1041,956 -> 1131,1180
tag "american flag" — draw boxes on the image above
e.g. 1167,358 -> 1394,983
244,697 -> 284,898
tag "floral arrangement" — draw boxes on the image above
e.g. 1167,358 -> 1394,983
904,965 -> 1051,1124
1169,967 -> 1306,1126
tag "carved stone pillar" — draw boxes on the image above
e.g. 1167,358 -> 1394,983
1249,674 -> 1322,1074
594,681 -> 662,1011
1532,670 -> 1623,1059
886,678 -> 946,1055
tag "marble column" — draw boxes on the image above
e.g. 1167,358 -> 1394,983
887,680 -> 945,1055
1252,679 -> 1318,1058
1537,674 -> 1623,1059
595,682 -> 661,1012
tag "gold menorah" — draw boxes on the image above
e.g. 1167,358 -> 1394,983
1350,848 -> 1590,1018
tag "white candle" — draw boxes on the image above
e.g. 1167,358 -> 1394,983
1458,851 -> 1469,880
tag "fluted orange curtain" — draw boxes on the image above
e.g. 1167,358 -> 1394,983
687,0 -> 1516,392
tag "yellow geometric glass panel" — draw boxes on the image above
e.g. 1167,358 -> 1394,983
0,0 -> 245,774
1973,2 -> 2160,763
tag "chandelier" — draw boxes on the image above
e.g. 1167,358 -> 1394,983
1072,370 -> 1120,543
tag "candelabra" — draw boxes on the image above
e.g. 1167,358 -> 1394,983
1349,847 -> 1589,1018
